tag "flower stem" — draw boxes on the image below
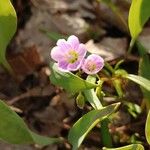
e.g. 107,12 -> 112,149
85,75 -> 113,147
127,38 -> 135,54
100,119 -> 113,148
104,62 -> 114,74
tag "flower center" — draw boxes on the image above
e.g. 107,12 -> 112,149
68,50 -> 78,63
86,61 -> 96,71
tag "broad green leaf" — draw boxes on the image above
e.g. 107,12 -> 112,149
139,55 -> 150,102
129,0 -> 150,39
50,63 -> 98,94
0,100 -> 60,145
83,75 -> 102,109
68,102 -> 120,150
0,0 -> 17,71
125,74 -> 150,92
103,144 -> 144,150
138,42 -> 150,102
146,110 -> 150,144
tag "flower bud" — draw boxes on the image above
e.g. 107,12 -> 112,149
76,92 -> 85,109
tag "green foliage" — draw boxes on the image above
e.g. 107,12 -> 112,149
112,79 -> 123,98
128,0 -> 150,39
103,144 -> 144,150
124,102 -> 141,118
68,102 -> 120,150
0,100 -> 60,145
76,92 -> 85,109
50,63 -> 98,94
83,75 -> 102,109
137,43 -> 150,102
146,110 -> 150,145
125,74 -> 150,92
0,0 -> 17,71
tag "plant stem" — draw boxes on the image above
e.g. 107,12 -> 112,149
1,57 -> 15,76
127,38 -> 135,54
85,75 -> 113,147
105,62 -> 114,74
100,119 -> 113,148
99,92 -> 113,148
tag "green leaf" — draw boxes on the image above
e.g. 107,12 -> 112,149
125,74 -> 150,92
124,101 -> 141,118
103,144 -> 144,150
0,0 -> 17,71
76,92 -> 85,109
146,110 -> 150,145
138,43 -> 150,102
0,100 -> 60,145
68,102 -> 120,150
83,75 -> 102,109
50,63 -> 98,94
128,0 -> 150,39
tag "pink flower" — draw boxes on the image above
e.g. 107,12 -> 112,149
82,54 -> 104,75
51,35 -> 87,71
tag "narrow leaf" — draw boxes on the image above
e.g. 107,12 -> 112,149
138,42 -> 150,102
128,0 -> 150,39
30,131 -> 60,146
0,100 -> 60,145
0,0 -> 17,70
68,102 -> 120,150
125,74 -> 150,92
83,75 -> 102,109
50,63 -> 98,94
103,144 -> 144,150
146,111 -> 150,144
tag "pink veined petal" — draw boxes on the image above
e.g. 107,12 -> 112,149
90,55 -> 104,69
51,46 -> 64,61
67,35 -> 80,50
96,61 -> 104,70
67,61 -> 81,71
57,39 -> 71,51
77,44 -> 87,58
87,54 -> 104,63
82,63 -> 98,75
82,54 -> 104,75
58,60 -> 69,71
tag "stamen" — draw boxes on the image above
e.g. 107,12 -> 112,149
68,50 -> 78,63
87,61 -> 96,71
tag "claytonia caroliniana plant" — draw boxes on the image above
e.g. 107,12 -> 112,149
1,1 -> 150,149
51,35 -> 104,74
50,35 -> 150,150
50,35 -> 120,150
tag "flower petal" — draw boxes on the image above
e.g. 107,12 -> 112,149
58,60 -> 68,70
87,54 -> 104,63
51,46 -> 63,61
77,44 -> 87,58
67,35 -> 80,49
67,61 -> 81,71
57,39 -> 71,51
82,54 -> 104,75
